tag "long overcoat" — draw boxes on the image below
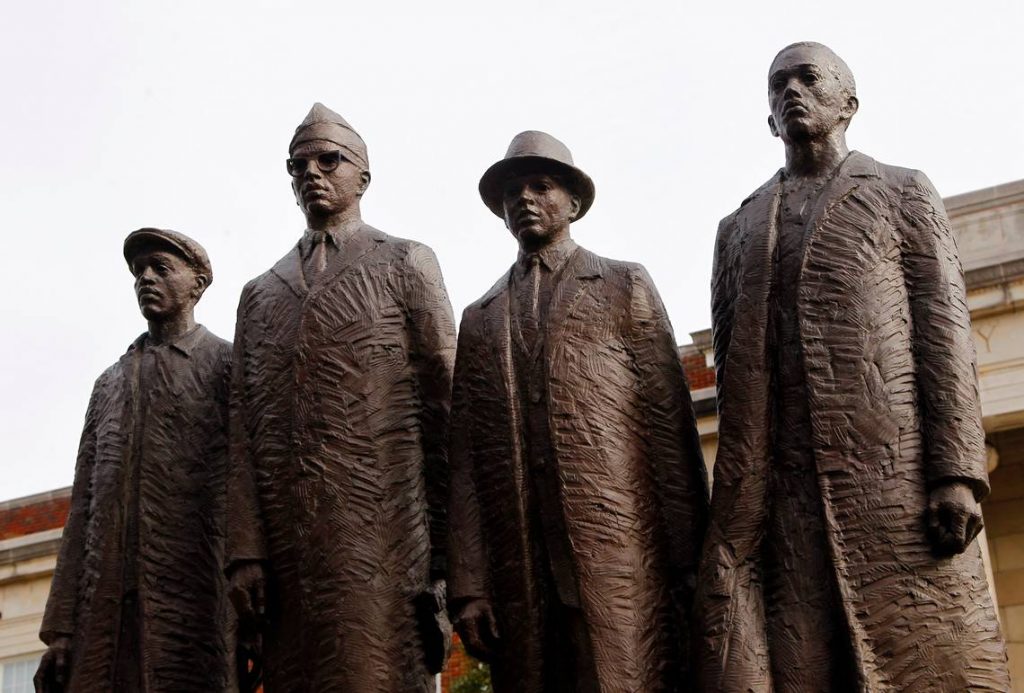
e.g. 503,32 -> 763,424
40,326 -> 233,692
695,152 -> 1009,691
226,225 -> 455,692
448,245 -> 709,692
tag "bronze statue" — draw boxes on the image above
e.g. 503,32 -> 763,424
225,103 -> 456,691
448,131 -> 709,692
695,42 -> 1010,691
35,229 -> 233,692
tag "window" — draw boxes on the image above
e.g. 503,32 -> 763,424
0,655 -> 41,693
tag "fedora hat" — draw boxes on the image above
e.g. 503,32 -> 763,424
479,131 -> 595,221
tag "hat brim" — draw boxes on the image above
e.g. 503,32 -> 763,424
479,155 -> 595,221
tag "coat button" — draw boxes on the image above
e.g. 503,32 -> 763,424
531,390 -> 542,404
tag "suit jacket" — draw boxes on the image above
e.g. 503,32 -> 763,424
41,326 -> 233,692
696,152 -> 1009,692
448,244 -> 709,693
226,225 -> 456,692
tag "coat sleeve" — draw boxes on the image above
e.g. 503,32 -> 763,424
225,283 -> 269,570
40,378 -> 103,644
627,266 -> 710,606
446,311 -> 490,607
401,244 -> 457,581
900,170 -> 990,499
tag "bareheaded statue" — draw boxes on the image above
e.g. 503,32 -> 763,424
694,42 -> 1009,692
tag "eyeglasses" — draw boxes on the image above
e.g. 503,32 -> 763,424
286,150 -> 348,177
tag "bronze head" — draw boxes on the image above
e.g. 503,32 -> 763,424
479,131 -> 595,250
123,228 -> 211,322
287,103 -> 370,220
767,42 -> 859,145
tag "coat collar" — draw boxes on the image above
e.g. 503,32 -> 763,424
480,243 -> 602,309
311,223 -> 385,297
515,238 -> 577,276
735,151 -> 878,241
270,223 -> 386,299
737,150 -> 877,215
842,150 -> 879,179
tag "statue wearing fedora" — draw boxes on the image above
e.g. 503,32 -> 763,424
448,131 -> 709,691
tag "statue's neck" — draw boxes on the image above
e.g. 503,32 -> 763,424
518,225 -> 572,254
306,204 -> 363,235
783,131 -> 849,179
148,311 -> 196,346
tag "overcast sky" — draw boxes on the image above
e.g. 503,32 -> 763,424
1,0 -> 1021,500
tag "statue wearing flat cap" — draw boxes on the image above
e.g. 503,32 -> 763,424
35,229 -> 233,692
225,103 -> 456,691
695,42 -> 1009,691
447,131 -> 709,691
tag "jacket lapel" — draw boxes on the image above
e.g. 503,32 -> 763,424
270,246 -> 308,299
309,224 -> 386,299
798,151 -> 880,281
478,270 -> 526,486
723,173 -> 782,396
479,270 -> 514,388
547,247 -> 603,348
713,172 -> 782,543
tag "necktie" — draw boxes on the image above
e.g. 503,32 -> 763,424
518,254 -> 542,348
304,232 -> 330,282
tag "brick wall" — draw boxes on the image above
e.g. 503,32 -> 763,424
0,492 -> 70,540
681,352 -> 715,390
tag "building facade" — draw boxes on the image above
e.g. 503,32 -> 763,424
1,179 -> 1022,691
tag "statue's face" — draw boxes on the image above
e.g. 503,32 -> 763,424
289,139 -> 367,218
768,45 -> 855,144
131,249 -> 203,322
501,173 -> 580,247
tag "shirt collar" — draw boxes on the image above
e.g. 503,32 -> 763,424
517,238 -> 577,276
302,225 -> 355,256
128,325 -> 205,358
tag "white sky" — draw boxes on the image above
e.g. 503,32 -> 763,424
1,0 -> 1022,501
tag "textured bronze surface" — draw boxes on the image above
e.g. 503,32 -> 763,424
36,229 -> 233,692
449,131 -> 709,692
695,42 -> 1010,692
225,104 -> 456,691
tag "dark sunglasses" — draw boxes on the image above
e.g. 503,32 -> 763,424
286,150 -> 348,177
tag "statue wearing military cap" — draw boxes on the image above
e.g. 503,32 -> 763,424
448,131 -> 709,691
36,229 -> 234,692
225,104 -> 456,691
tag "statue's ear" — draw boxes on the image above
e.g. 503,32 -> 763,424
192,273 -> 210,299
568,195 -> 582,221
843,95 -> 860,121
358,170 -> 371,196
768,115 -> 780,138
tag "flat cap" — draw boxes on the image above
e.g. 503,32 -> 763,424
123,228 -> 213,284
